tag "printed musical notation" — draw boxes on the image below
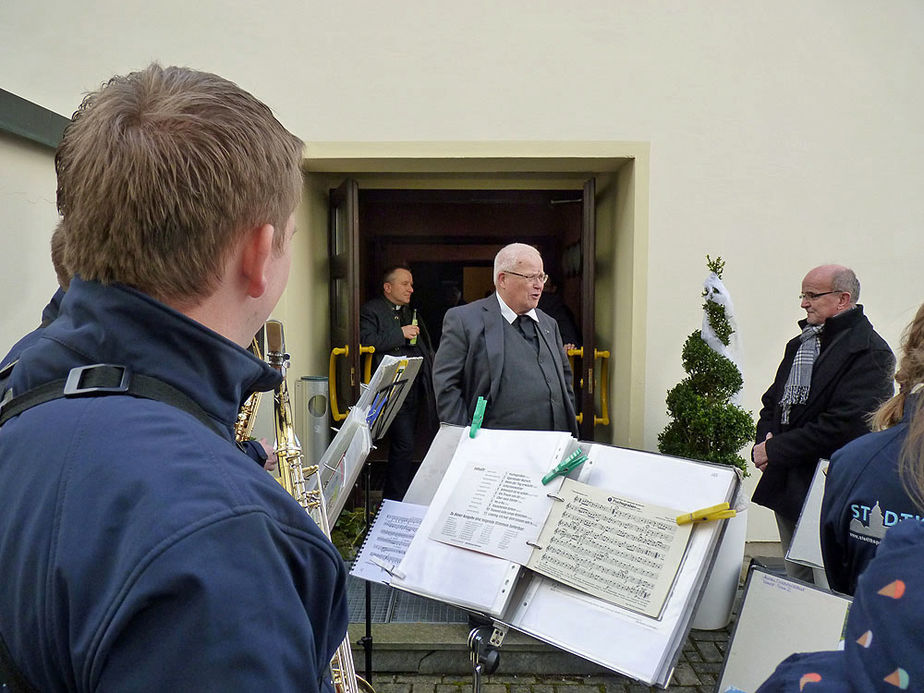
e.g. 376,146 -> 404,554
350,500 -> 427,583
526,479 -> 692,618
430,461 -> 556,565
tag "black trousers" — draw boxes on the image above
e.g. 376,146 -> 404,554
382,385 -> 419,501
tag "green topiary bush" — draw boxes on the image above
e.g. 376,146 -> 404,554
658,256 -> 755,476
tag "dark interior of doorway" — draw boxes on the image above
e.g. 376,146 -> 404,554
358,188 -> 584,491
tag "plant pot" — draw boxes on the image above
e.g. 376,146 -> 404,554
691,505 -> 748,630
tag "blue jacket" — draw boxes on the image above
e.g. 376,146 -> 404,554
0,278 -> 348,691
758,518 -> 924,692
821,394 -> 922,595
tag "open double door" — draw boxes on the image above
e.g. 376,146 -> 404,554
328,178 -> 603,441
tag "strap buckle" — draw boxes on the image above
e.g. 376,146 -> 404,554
63,364 -> 131,396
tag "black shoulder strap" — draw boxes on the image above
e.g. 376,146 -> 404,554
0,364 -> 226,438
0,365 -> 230,688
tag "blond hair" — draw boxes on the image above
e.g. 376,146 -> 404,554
56,64 -> 303,303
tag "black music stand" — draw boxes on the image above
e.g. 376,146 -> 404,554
357,373 -> 413,683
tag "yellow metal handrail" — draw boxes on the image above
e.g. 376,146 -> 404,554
360,345 -> 375,384
328,345 -> 349,421
569,347 -> 610,427
595,349 -> 610,426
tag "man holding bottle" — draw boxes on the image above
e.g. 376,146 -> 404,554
359,265 -> 436,500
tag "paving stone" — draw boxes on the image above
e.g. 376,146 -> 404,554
409,683 -> 436,693
376,683 -> 413,693
479,685 -> 508,693
529,685 -> 556,693
670,664 -> 701,686
435,684 -> 466,693
695,641 -> 723,663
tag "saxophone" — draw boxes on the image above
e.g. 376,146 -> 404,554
234,337 -> 263,443
264,320 -> 374,693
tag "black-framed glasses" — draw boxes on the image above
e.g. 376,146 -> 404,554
504,270 -> 549,284
799,290 -> 840,301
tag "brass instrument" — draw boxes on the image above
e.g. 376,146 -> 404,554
234,337 -> 263,443
264,320 -> 373,693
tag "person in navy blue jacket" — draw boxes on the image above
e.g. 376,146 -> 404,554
0,65 -> 347,692
821,302 -> 924,595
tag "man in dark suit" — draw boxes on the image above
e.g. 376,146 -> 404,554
752,264 -> 894,581
359,265 -> 436,500
432,243 -> 579,437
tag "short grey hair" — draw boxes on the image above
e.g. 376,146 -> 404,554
493,243 -> 540,287
832,267 -> 860,304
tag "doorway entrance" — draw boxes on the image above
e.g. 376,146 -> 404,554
298,142 -> 650,452
359,188 -> 584,351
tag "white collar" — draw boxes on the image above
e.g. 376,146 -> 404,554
495,292 -> 538,325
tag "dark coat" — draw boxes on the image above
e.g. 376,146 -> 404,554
359,295 -> 437,429
432,294 -> 579,437
752,306 -> 895,522
0,278 -> 348,692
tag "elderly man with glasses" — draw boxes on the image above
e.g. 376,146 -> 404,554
751,264 -> 894,582
432,242 -> 579,438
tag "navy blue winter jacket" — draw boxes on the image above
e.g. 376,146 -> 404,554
0,278 -> 348,691
821,394 -> 922,595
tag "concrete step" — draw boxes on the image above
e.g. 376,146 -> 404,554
346,622 -> 612,676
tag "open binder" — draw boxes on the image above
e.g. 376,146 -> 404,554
372,425 -> 740,686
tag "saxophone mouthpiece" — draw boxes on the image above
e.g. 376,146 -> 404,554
265,320 -> 287,371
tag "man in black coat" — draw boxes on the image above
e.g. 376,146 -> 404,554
752,264 -> 894,581
359,265 -> 436,500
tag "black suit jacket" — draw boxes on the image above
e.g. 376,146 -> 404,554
359,295 -> 436,426
752,306 -> 895,521
431,294 -> 579,437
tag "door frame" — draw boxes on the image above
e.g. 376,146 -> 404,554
288,141 -> 649,449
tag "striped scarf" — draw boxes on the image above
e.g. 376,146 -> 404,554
780,323 -> 824,424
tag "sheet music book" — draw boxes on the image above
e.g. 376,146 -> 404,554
430,470 -> 692,618
350,499 -> 427,584
386,427 -> 739,686
717,565 -> 851,693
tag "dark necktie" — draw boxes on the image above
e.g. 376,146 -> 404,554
515,315 -> 539,353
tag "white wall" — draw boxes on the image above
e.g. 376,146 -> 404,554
0,133 -> 59,348
2,1 -> 923,540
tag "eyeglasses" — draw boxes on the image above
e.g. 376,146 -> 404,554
799,290 -> 840,301
504,270 -> 549,285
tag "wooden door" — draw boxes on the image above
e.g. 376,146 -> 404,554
578,177 -> 597,440
328,179 -> 361,419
